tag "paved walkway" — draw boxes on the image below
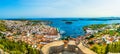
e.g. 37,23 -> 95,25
41,41 -> 64,54
41,40 -> 96,54
77,43 -> 96,54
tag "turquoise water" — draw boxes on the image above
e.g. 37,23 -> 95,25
27,18 -> 120,38
3,18 -> 120,38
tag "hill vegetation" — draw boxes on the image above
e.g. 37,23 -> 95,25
0,38 -> 40,54
0,21 -> 7,32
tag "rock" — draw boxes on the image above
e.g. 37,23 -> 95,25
0,49 -> 4,54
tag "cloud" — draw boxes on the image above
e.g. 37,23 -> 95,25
1,0 -> 120,17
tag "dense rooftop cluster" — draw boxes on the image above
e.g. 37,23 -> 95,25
81,23 -> 120,54
0,20 -> 60,50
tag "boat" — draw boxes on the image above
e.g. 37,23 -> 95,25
60,30 -> 66,35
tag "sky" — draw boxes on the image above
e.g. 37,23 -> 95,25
0,0 -> 120,18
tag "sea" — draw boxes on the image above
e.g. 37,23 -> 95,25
1,18 -> 120,38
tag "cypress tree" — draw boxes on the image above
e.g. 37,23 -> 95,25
105,44 -> 109,54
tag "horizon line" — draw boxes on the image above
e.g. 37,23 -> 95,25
0,16 -> 120,18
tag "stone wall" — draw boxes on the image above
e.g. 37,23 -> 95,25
0,49 -> 4,54
41,40 -> 96,54
0,49 -> 9,54
48,45 -> 84,54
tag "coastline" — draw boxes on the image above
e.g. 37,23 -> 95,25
1,18 -> 120,38
0,19 -> 120,54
